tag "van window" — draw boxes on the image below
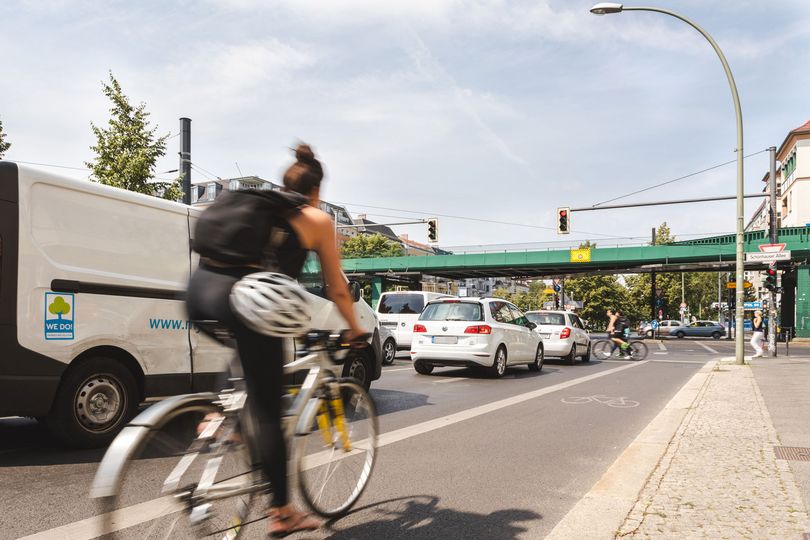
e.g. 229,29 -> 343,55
378,293 -> 425,315
421,302 -> 483,322
526,312 -> 566,326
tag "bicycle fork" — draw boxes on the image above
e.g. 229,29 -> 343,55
315,384 -> 352,452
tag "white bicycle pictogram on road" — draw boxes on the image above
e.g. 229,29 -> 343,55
561,394 -> 640,408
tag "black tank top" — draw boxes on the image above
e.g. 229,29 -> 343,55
753,318 -> 764,332
263,214 -> 308,279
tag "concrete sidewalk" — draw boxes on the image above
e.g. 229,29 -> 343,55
547,357 -> 810,539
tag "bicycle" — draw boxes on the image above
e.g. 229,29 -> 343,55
591,338 -> 648,361
90,324 -> 378,539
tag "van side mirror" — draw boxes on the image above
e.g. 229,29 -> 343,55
526,322 -> 537,330
349,281 -> 362,303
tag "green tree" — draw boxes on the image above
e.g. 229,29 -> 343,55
565,274 -> 629,329
0,117 -> 11,158
86,72 -> 181,201
341,233 -> 405,259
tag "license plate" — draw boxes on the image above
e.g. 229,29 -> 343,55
432,336 -> 458,344
539,333 -> 551,339
381,321 -> 397,327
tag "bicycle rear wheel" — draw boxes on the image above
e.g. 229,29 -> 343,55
630,341 -> 649,361
592,340 -> 615,360
97,403 -> 262,539
294,379 -> 378,518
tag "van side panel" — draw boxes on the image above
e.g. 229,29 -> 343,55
16,167 -> 194,403
0,162 -> 65,416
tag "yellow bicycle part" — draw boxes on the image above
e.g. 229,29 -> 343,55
330,397 -> 352,452
316,401 -> 333,446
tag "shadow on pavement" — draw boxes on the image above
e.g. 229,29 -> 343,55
370,388 -> 431,417
0,417 -> 105,467
325,495 -> 541,539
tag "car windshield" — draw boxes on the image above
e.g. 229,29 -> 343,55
378,294 -> 425,315
526,312 -> 566,326
420,302 -> 483,322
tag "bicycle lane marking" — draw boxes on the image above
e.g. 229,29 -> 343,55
657,341 -> 667,351
21,360 -> 649,540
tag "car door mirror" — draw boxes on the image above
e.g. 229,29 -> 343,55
348,281 -> 362,303
526,321 -> 537,330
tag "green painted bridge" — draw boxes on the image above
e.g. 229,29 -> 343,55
336,227 -> 810,279
304,227 -> 810,337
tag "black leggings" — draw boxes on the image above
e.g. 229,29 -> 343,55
186,264 -> 289,507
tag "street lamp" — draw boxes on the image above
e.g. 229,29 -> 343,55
590,3 -> 746,364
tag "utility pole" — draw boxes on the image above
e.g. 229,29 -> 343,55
651,228 -> 657,327
179,118 -> 192,205
768,145 -> 778,357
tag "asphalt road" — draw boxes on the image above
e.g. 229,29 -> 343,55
1,338 -> 803,539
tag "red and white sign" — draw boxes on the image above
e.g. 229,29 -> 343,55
759,243 -> 786,253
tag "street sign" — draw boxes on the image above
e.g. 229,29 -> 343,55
726,281 -> 753,289
758,243 -> 786,252
544,288 -> 555,295
743,301 -> 762,310
570,248 -> 591,263
745,251 -> 791,262
651,320 -> 659,330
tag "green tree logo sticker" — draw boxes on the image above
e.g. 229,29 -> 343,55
48,297 -> 71,320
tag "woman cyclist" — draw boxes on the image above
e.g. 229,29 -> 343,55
186,143 -> 364,537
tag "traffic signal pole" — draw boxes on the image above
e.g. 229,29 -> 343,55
768,146 -> 778,357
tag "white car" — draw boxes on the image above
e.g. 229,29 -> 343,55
376,291 -> 453,350
410,298 -> 544,378
525,310 -> 591,364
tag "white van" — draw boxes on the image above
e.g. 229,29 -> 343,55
376,291 -> 453,350
0,162 -> 382,447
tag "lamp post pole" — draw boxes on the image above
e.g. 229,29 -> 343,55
590,3 -> 745,363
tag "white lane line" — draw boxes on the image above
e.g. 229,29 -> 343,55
657,341 -> 667,351
652,359 -> 709,364
433,377 -> 467,384
653,352 -> 668,355
384,367 -> 414,373
25,360 -> 648,540
696,341 -> 719,354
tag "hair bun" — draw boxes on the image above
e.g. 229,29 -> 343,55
294,143 -> 316,165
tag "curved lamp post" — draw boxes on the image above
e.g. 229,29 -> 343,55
590,2 -> 746,364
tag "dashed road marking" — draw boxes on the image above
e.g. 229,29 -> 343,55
384,367 -> 415,373
657,341 -> 667,351
434,377 -> 467,384
696,341 -> 719,354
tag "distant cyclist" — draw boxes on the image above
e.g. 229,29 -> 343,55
186,144 -> 365,537
606,309 -> 631,358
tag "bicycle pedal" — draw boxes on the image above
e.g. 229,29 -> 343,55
190,503 -> 212,524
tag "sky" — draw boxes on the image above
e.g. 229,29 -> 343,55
2,0 -> 810,251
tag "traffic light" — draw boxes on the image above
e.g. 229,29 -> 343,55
427,218 -> 438,243
764,265 -> 777,292
557,207 -> 570,235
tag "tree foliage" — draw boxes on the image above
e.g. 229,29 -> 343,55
341,233 -> 405,259
564,274 -> 629,329
0,117 -> 11,158
86,72 -> 181,201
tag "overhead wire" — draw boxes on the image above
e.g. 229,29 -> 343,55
591,148 -> 769,207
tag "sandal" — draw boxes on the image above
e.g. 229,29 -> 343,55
268,508 -> 322,538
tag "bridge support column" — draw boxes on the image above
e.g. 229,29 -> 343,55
795,267 -> 810,338
370,277 -> 383,310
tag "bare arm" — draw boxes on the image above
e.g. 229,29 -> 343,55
606,314 -> 616,333
313,219 -> 363,337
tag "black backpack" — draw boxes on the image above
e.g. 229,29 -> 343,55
192,189 -> 307,265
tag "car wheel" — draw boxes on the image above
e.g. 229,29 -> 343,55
45,356 -> 139,448
381,338 -> 397,365
711,331 -> 722,340
581,343 -> 591,362
489,346 -> 507,378
564,344 -> 577,365
414,360 -> 434,375
342,350 -> 371,390
675,331 -> 685,339
528,345 -> 544,372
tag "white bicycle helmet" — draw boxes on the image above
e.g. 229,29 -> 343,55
230,272 -> 312,337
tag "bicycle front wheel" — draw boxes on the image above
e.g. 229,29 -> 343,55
630,341 -> 649,361
295,379 -> 378,517
592,340 -> 615,360
97,402 -> 261,540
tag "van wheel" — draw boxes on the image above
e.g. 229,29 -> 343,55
45,357 -> 139,448
342,350 -> 371,390
489,347 -> 507,378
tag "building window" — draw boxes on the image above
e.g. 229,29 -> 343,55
229,180 -> 240,191
207,183 -> 217,200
